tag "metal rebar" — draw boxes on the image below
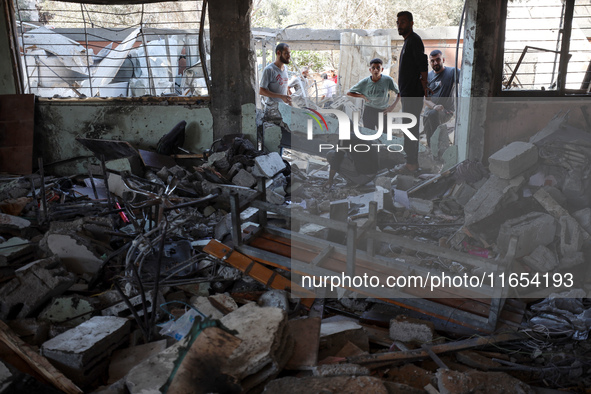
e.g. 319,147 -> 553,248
87,161 -> 99,199
37,158 -> 48,223
148,222 -> 168,340
100,154 -> 113,208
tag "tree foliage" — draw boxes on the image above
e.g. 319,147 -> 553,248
252,0 -> 464,30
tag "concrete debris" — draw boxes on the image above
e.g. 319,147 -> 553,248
389,315 -> 435,344
253,152 -> 286,178
108,340 -> 167,384
496,212 -> 556,258
39,296 -> 95,327
488,141 -> 538,179
220,303 -> 294,391
436,369 -> 534,394
2,112 -> 591,393
464,175 -> 525,227
0,213 -> 31,232
319,316 -> 369,360
263,376 -> 389,394
102,290 -> 164,319
0,256 -> 75,320
313,363 -> 370,377
522,245 -> 558,272
41,316 -> 130,386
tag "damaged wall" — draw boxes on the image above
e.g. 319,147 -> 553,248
33,100 -> 255,174
484,98 -> 590,162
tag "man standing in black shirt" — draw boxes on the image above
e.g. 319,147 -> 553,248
395,11 -> 431,174
423,49 -> 460,147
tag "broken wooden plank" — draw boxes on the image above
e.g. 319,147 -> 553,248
0,320 -> 83,394
204,239 -> 315,308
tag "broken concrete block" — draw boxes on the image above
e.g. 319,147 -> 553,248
560,215 -> 584,257
220,303 -> 293,391
266,188 -> 285,205
0,256 -> 75,320
252,152 -> 286,178
0,212 -> 31,232
46,233 -> 104,275
522,245 -> 558,272
125,340 -> 183,393
389,316 -> 434,344
41,316 -> 130,386
496,212 -> 556,258
0,237 -> 34,264
561,252 -> 585,269
488,141 -> 538,179
102,290 -> 164,319
39,296 -> 94,327
534,187 -> 591,241
227,162 -> 243,179
451,182 -> 477,207
108,340 -> 167,384
232,169 -> 256,188
203,205 -> 216,217
374,176 -> 393,191
436,369 -> 534,394
409,197 -> 433,215
464,175 -> 525,227
263,376 -> 388,394
573,208 -> 591,235
319,316 -> 369,360
313,363 -> 369,377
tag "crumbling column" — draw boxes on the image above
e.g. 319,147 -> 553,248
208,0 -> 257,140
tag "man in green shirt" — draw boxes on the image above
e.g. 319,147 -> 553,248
347,58 -> 400,131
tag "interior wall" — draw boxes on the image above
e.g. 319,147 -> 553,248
483,98 -> 590,161
34,101 -> 213,174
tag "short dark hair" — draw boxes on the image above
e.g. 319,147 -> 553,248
430,49 -> 443,57
321,73 -> 328,80
275,43 -> 289,54
369,58 -> 383,66
397,11 -> 413,22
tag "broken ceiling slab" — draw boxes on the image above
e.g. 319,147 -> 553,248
0,256 -> 75,320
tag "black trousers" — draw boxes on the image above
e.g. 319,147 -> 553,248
401,97 -> 423,166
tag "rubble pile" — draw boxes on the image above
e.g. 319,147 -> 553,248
1,116 -> 591,392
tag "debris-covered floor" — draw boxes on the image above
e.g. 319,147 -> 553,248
1,114 -> 591,393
